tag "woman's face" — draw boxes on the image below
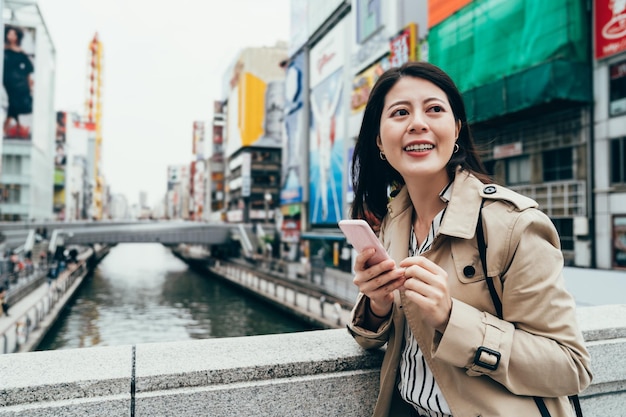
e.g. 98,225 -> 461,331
377,76 -> 459,184
5,29 -> 18,45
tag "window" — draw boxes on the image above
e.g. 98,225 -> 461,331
610,60 -> 626,117
0,184 -> 21,203
505,156 -> 530,185
1,155 -> 22,175
551,218 -> 574,251
543,148 -> 573,182
610,137 -> 626,184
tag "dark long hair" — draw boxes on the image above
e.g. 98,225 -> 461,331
350,61 -> 489,224
4,26 -> 24,46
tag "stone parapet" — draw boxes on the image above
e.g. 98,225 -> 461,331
0,305 -> 624,417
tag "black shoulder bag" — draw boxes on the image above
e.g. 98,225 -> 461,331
476,200 -> 583,417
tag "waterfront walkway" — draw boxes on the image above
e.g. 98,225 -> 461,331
0,260 -> 89,354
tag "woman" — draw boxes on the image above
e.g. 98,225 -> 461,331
3,25 -> 34,139
347,62 -> 592,417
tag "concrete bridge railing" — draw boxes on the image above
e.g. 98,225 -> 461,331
0,305 -> 624,417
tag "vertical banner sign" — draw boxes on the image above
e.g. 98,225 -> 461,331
2,24 -> 36,140
55,111 -> 67,166
309,20 -> 346,226
280,52 -> 305,205
389,23 -> 417,68
595,0 -> 626,59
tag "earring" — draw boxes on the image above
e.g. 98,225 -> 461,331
454,143 -> 459,153
379,151 -> 386,161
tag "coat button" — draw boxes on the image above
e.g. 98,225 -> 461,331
463,265 -> 476,277
483,185 -> 496,194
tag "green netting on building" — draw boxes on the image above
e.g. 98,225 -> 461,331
428,0 -> 591,122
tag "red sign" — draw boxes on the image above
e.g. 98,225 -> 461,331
595,0 -> 626,59
389,23 -> 417,68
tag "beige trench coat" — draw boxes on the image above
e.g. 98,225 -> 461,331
348,170 -> 592,417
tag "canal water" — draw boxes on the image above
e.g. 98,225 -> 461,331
37,243 -> 319,351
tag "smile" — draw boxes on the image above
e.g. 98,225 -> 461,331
404,144 -> 434,152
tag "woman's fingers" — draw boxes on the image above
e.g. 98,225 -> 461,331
352,249 -> 405,306
401,256 -> 452,332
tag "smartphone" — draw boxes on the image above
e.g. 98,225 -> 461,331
338,219 -> 391,266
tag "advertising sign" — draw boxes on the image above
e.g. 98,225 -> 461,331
428,0 -> 472,28
389,23 -> 417,68
595,0 -> 626,59
356,0 -> 382,43
309,20 -> 346,226
55,111 -> 67,167
280,52 -> 306,205
351,56 -> 391,114
225,67 -> 286,157
2,24 -> 36,140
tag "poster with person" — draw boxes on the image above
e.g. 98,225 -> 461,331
308,19 -> 346,226
2,24 -> 36,140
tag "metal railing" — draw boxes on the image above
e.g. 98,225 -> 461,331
1,263 -> 87,354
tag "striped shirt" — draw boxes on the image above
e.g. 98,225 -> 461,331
398,181 -> 454,417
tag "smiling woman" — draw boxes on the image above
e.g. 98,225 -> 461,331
36,0 -> 291,206
347,61 -> 591,417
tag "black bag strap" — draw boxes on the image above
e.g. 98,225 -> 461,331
476,200 -> 502,318
475,199 -> 583,417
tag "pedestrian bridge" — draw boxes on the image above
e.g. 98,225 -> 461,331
0,221 -> 260,258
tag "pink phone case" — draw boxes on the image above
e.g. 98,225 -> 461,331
338,219 -> 391,265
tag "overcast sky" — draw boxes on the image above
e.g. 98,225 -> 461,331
37,0 -> 291,206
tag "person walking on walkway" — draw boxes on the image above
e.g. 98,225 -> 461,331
0,286 -> 9,317
346,61 -> 591,417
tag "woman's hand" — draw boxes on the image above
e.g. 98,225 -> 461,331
353,248 -> 406,317
400,256 -> 452,333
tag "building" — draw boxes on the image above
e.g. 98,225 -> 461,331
221,43 -> 288,225
203,0 -> 626,271
0,0 -> 56,221
206,100 -> 226,222
592,0 -> 626,269
278,0 -> 425,268
428,0 -> 593,267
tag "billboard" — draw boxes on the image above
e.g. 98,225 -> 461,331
351,56 -> 391,114
309,20 -> 346,226
428,0 -> 472,28
389,23 -> 418,67
2,24 -> 36,140
280,52 -> 306,205
356,0 -> 383,43
594,0 -> 626,59
224,47 -> 287,157
55,111 -> 67,167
